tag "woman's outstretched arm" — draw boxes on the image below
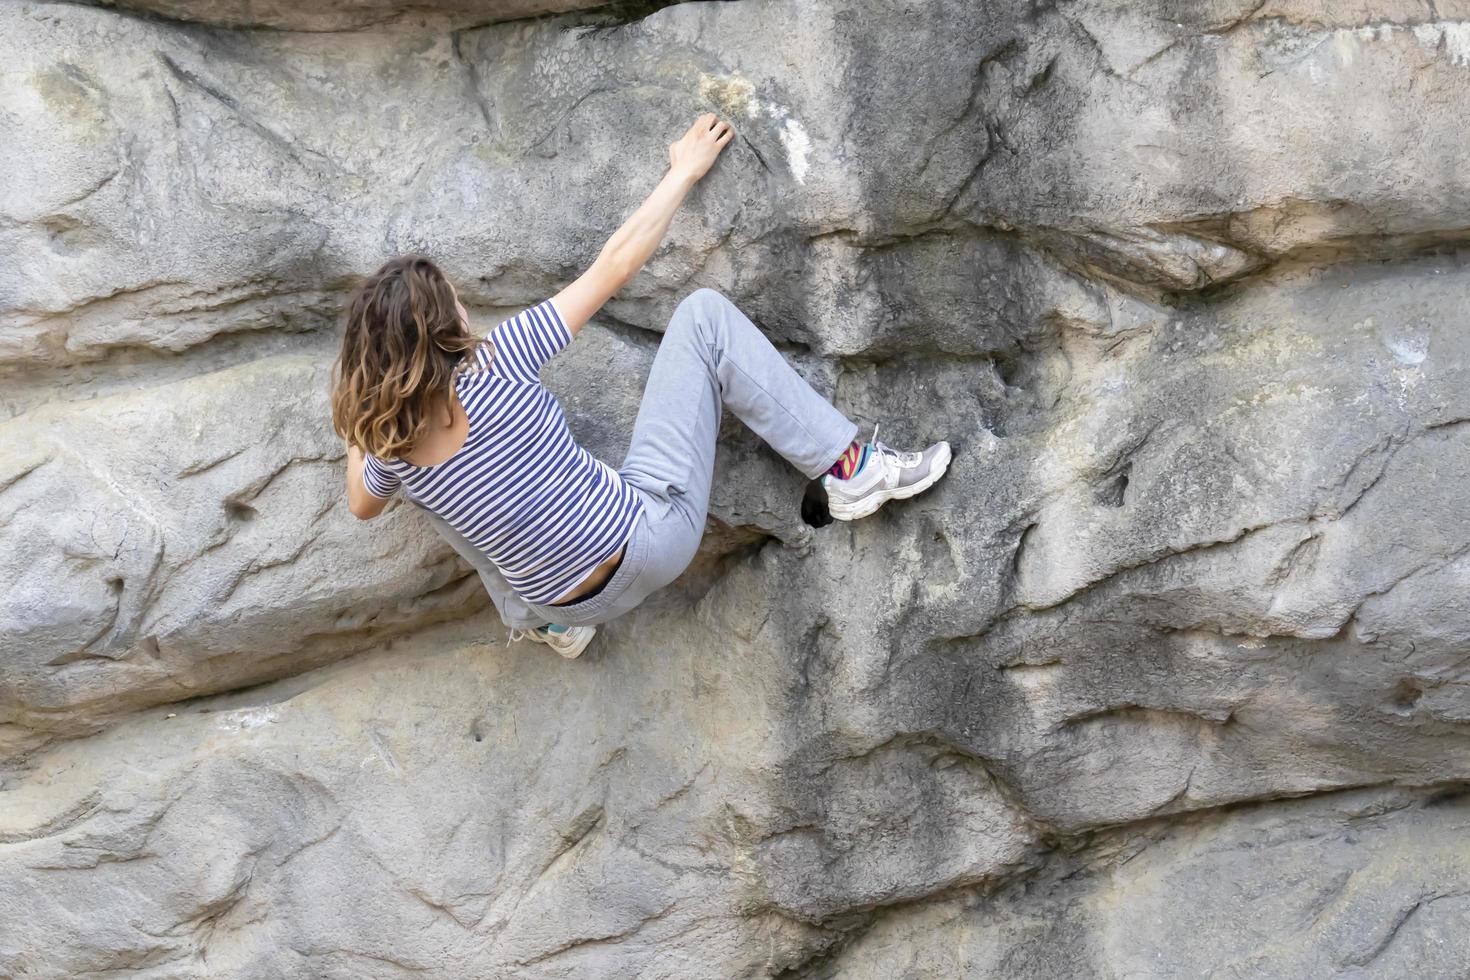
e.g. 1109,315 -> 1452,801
552,112 -> 734,336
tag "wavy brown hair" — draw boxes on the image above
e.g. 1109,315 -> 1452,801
331,255 -> 490,459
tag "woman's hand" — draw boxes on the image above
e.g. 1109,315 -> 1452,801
668,113 -> 734,183
551,114 -> 735,336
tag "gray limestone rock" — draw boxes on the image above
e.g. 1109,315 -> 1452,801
5,0 -> 1470,975
819,785 -> 1470,978
70,0 -> 613,31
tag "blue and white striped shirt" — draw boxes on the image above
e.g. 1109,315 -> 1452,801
362,298 -> 644,605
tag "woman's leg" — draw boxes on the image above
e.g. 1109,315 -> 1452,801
617,288 -> 859,578
515,288 -> 863,628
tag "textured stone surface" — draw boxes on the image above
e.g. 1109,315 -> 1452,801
71,0 -> 613,31
820,785 -> 1470,977
0,357 -> 483,757
5,0 -> 1470,975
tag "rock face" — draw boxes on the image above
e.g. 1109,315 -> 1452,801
5,0 -> 1470,975
69,0 -> 613,31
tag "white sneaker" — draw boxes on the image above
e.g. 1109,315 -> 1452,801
508,623 -> 596,659
821,425 -> 952,521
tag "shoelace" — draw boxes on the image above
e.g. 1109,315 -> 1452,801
867,423 -> 923,469
506,627 -> 539,647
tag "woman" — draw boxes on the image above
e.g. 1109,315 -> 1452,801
332,114 -> 951,659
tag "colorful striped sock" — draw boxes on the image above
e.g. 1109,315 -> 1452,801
827,440 -> 870,480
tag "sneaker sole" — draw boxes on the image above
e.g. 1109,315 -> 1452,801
551,631 -> 594,658
828,442 -> 953,521
526,630 -> 595,659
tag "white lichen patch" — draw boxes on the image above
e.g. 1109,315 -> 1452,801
1330,21 -> 1470,68
1412,22 -> 1470,67
1302,20 -> 1470,81
216,705 -> 279,732
773,111 -> 812,184
698,71 -> 812,184
1353,24 -> 1399,44
1413,24 -> 1441,49
1386,334 -> 1429,365
697,72 -> 754,118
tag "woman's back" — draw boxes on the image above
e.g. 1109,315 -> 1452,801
361,299 -> 644,604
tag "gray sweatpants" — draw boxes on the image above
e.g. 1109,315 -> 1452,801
417,287 -> 859,629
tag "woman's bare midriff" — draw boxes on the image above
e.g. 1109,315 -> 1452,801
549,545 -> 626,605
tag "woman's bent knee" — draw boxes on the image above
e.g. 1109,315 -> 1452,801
668,288 -> 737,348
671,287 -> 729,327
680,286 -> 728,312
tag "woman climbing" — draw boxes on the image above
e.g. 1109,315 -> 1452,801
331,113 -> 951,659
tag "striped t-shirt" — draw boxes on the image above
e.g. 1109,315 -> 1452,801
362,298 -> 644,605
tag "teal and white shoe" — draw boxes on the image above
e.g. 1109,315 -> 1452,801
821,424 -> 952,521
509,623 -> 596,659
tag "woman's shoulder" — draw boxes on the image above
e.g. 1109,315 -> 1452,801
459,338 -> 545,392
456,337 -> 505,379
